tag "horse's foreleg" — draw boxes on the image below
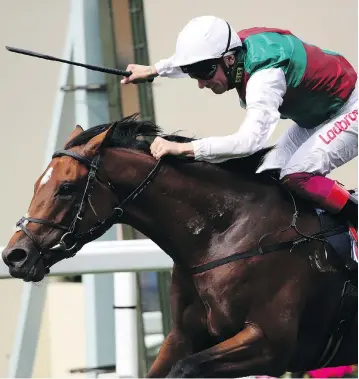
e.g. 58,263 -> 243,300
146,327 -> 193,378
166,323 -> 288,378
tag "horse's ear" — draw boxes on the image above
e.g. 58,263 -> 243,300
65,125 -> 84,144
83,124 -> 115,157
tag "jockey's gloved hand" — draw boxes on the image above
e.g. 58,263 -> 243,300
121,64 -> 157,84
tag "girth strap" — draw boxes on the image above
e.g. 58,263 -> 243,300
189,225 -> 348,275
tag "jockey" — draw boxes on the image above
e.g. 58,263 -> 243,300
121,15 -> 358,228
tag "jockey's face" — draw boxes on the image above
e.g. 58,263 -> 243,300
197,55 -> 235,95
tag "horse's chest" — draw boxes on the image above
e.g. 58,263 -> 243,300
181,294 -> 237,343
194,272 -> 247,339
202,298 -> 237,339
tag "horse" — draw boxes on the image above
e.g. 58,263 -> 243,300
2,115 -> 357,378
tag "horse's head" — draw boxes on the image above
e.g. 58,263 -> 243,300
2,124 -> 118,282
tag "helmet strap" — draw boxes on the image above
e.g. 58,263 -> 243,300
220,49 -> 244,90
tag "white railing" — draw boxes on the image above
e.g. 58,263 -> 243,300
0,239 -> 173,377
0,239 -> 173,279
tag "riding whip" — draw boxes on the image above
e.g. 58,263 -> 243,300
5,46 -> 154,82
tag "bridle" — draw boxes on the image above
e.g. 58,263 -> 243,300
15,149 -> 162,271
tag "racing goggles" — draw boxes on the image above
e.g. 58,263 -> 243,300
180,58 -> 219,80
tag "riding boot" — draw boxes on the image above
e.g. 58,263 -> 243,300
282,173 -> 358,228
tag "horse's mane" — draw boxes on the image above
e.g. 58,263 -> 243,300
65,113 -> 274,176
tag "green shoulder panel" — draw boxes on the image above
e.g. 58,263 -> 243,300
243,32 -> 307,87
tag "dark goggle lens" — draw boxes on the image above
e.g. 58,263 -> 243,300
181,60 -> 218,80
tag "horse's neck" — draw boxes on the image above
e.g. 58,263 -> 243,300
105,149 -> 295,267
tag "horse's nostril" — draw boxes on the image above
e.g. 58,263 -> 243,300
7,248 -> 27,264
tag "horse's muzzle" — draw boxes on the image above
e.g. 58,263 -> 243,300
2,246 -> 46,282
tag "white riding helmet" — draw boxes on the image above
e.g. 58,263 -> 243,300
170,16 -> 242,68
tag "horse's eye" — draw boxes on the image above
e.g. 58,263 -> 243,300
57,182 -> 77,196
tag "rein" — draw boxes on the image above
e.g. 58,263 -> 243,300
16,149 -> 347,275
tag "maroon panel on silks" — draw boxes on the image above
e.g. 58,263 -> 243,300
237,27 -> 293,41
301,43 -> 357,100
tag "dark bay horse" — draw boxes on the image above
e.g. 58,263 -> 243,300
2,115 -> 357,377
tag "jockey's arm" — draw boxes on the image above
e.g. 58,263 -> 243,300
120,55 -> 187,84
190,68 -> 287,163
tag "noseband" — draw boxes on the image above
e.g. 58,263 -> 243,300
15,149 -> 162,270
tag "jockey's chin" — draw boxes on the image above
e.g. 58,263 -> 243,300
202,78 -> 228,94
206,75 -> 229,94
210,83 -> 228,94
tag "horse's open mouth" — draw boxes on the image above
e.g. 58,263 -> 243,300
9,260 -> 48,283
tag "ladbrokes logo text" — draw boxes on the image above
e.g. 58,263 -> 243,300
319,110 -> 358,145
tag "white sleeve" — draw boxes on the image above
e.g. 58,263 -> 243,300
191,68 -> 287,163
155,55 -> 188,78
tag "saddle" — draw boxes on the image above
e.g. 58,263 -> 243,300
315,188 -> 358,275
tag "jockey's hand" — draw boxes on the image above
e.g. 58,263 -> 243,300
121,64 -> 158,84
150,137 -> 195,160
150,137 -> 182,160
